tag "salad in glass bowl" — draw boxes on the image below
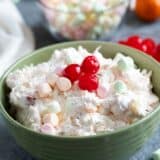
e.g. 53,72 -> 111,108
39,0 -> 129,40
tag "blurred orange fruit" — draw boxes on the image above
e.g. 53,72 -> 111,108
135,0 -> 160,21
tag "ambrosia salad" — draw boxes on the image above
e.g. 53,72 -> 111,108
6,46 -> 159,136
41,0 -> 128,39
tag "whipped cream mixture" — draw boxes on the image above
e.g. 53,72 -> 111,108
6,46 -> 159,136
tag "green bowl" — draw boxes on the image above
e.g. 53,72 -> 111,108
1,41 -> 160,160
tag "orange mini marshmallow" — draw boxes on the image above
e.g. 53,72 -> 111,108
56,77 -> 72,92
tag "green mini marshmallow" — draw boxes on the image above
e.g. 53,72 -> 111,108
104,70 -> 113,81
152,149 -> 160,160
114,80 -> 127,93
105,70 -> 112,76
117,58 -> 134,71
73,13 -> 86,25
65,55 -> 74,64
65,98 -> 73,114
65,52 -> 82,64
57,4 -> 68,12
126,57 -> 135,68
93,26 -> 103,34
93,3 -> 106,13
99,15 -> 106,24
58,13 -> 68,24
76,13 -> 86,21
117,59 -> 129,71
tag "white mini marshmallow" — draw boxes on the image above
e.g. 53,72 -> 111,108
37,83 -> 52,98
56,77 -> 72,92
47,100 -> 61,113
46,73 -> 58,88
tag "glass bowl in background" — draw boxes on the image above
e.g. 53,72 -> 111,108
38,0 -> 129,40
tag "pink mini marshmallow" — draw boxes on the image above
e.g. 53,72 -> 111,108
97,85 -> 108,98
56,77 -> 72,92
72,27 -> 86,40
54,67 -> 64,76
40,123 -> 56,135
81,2 -> 92,12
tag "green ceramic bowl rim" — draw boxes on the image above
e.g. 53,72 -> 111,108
0,41 -> 160,140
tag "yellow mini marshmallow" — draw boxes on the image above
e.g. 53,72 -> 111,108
129,100 -> 144,116
42,113 -> 59,127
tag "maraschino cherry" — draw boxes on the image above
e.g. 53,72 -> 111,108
62,55 -> 100,91
63,64 -> 81,83
81,55 -> 100,74
78,73 -> 99,92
